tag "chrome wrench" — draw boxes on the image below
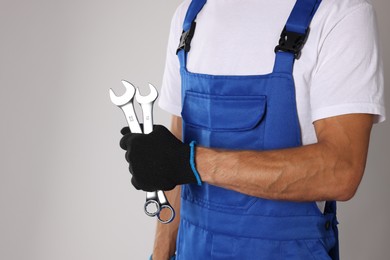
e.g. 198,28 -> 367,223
109,81 -> 161,219
135,84 -> 175,224
110,81 -> 174,223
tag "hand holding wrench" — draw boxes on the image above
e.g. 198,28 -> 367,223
110,81 -> 175,224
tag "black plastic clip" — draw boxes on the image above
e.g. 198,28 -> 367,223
176,22 -> 197,54
274,27 -> 310,59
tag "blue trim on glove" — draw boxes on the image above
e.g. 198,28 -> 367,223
189,141 -> 202,186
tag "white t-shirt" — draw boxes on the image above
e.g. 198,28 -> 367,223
159,0 -> 385,146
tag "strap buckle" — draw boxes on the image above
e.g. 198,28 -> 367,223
274,27 -> 310,59
176,22 -> 197,54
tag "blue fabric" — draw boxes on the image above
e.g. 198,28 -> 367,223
286,0 -> 322,34
176,0 -> 339,259
183,0 -> 207,31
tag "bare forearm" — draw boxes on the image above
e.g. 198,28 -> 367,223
197,144 -> 352,201
197,114 -> 373,202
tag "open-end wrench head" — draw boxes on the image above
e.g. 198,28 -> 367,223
109,80 -> 136,106
135,83 -> 158,104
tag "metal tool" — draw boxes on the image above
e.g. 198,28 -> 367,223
109,80 -> 175,224
109,80 -> 142,134
136,84 -> 175,224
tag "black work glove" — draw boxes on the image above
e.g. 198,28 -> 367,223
120,125 -> 200,191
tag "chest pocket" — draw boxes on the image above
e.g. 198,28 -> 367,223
181,90 -> 267,150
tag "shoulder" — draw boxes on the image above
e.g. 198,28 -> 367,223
167,1 -> 192,44
309,0 -> 378,53
315,0 -> 376,24
171,0 -> 192,28
320,0 -> 374,11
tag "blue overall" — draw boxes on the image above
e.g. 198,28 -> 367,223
176,0 -> 339,259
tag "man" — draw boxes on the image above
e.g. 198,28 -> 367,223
120,0 -> 385,259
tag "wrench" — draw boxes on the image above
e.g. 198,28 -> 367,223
110,81 -> 174,224
135,84 -> 175,224
110,80 -> 163,219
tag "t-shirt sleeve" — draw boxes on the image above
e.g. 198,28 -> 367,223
158,2 -> 190,117
310,3 -> 386,123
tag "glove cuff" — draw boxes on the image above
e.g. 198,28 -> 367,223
189,141 -> 203,186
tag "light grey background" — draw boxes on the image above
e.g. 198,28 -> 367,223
0,0 -> 388,259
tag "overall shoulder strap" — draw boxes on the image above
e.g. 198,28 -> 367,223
183,0 -> 207,31
177,0 -> 207,67
285,0 -> 322,35
274,0 -> 322,73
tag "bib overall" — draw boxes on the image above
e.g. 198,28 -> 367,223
176,0 -> 339,259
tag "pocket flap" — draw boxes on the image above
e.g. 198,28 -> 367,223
181,91 -> 267,131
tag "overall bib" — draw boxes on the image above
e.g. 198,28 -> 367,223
177,0 -> 339,259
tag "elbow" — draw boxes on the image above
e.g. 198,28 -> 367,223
335,183 -> 358,202
334,166 -> 365,202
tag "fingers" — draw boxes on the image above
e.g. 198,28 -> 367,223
131,177 -> 142,190
120,131 -> 142,150
125,150 -> 130,163
152,124 -> 165,132
120,126 -> 130,135
120,124 -> 166,150
121,124 -> 145,135
119,124 -> 181,192
121,124 -> 164,137
119,134 -> 129,150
